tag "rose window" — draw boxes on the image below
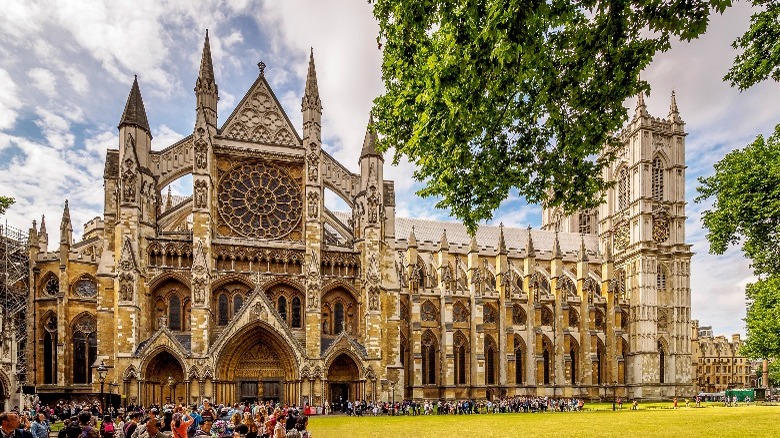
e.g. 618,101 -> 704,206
218,161 -> 302,239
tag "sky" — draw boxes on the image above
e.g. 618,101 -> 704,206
1,1 -> 777,337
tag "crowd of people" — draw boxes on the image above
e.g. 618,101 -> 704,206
2,400 -> 312,438
331,396 -> 588,416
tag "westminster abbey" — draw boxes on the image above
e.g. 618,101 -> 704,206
23,32 -> 693,407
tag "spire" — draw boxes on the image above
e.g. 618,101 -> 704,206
302,48 -> 321,110
165,186 -> 173,211
669,89 -> 683,125
634,90 -> 649,119
407,226 -> 418,248
39,215 -> 47,237
198,30 -> 215,86
469,235 -> 479,253
60,200 -> 72,245
579,234 -> 588,262
360,114 -> 382,160
439,229 -> 449,251
118,76 -> 152,136
498,223 -> 507,255
553,230 -> 562,259
195,30 -> 218,127
525,225 -> 535,257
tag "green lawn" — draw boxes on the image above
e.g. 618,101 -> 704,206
308,404 -> 779,438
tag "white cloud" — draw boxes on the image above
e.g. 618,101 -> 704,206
0,68 -> 23,131
27,68 -> 57,98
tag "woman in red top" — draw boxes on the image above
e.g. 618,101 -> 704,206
171,413 -> 194,438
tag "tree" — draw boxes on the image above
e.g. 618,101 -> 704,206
370,0 -> 731,232
740,277 -> 780,361
725,1 -> 780,90
0,195 -> 14,216
696,125 -> 780,277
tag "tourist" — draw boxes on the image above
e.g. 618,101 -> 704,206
193,419 -> 211,438
99,416 -> 115,438
139,419 -> 166,438
272,410 -> 285,438
124,414 -> 140,438
29,414 -> 48,438
171,413 -> 193,438
293,417 -> 309,438
0,412 -> 34,438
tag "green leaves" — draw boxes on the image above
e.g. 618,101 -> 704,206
696,124 -> 780,276
370,0 -> 724,233
740,276 -> 780,360
726,1 -> 780,90
0,195 -> 14,216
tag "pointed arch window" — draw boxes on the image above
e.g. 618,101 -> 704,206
512,304 -> 526,325
334,302 -> 344,333
618,167 -> 631,210
169,294 -> 181,331
422,331 -> 437,385
569,346 -> 577,384
597,339 -> 606,385
485,336 -> 497,385
454,332 -> 468,385
233,294 -> 244,316
72,314 -> 97,384
659,341 -> 666,384
543,344 -> 552,385
278,296 -> 287,322
652,157 -> 664,201
515,336 -> 525,385
218,293 -> 229,326
292,296 -> 302,328
43,315 -> 57,384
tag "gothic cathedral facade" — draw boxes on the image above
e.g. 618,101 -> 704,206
25,34 -> 693,407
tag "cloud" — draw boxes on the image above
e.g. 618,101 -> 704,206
0,69 -> 23,131
27,68 -> 57,98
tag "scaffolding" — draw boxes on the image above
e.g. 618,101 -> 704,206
0,222 -> 29,383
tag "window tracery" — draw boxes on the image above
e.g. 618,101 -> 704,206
618,167 -> 630,210
483,305 -> 497,324
652,157 -> 664,201
43,274 -> 59,297
421,301 -> 438,322
74,277 -> 97,298
512,304 -> 526,325
72,314 -> 97,384
453,302 -> 469,323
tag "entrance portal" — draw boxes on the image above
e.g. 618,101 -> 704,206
143,350 -> 185,406
262,380 -> 283,405
327,353 -> 360,412
329,383 -> 349,412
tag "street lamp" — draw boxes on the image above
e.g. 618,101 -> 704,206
612,381 -> 618,411
97,361 -> 108,412
168,375 -> 175,405
390,382 -> 395,416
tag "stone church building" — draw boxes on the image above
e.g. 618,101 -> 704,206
25,33 -> 693,407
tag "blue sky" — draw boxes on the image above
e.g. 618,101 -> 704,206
1,1 -> 778,337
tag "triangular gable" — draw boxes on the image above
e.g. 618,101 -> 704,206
219,75 -> 301,148
322,331 -> 368,360
209,284 -> 306,360
119,236 -> 138,272
134,326 -> 190,358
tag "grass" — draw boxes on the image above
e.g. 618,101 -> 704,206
307,404 -> 780,437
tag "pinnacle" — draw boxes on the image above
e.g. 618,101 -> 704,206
360,114 -> 381,159
198,29 -> 216,84
119,76 -> 152,135
634,90 -> 649,119
526,225 -> 535,257
302,48 -> 321,112
498,222 -> 507,255
408,226 -> 418,248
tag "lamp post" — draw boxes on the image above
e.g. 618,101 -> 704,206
612,381 -> 617,411
390,382 -> 395,416
168,375 -> 175,405
97,361 -> 108,413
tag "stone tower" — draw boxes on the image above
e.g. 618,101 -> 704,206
599,91 -> 693,398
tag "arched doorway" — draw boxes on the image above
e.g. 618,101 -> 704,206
143,350 -> 185,406
215,323 -> 299,405
327,353 -> 360,412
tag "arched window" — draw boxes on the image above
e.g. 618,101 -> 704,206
652,157 -> 664,201
278,296 -> 287,322
43,315 -> 57,384
657,269 -> 667,291
43,274 -> 59,297
292,297 -> 302,328
578,211 -> 592,234
454,332 -> 468,385
597,339 -> 606,385
512,304 -> 526,325
218,293 -> 229,326
659,341 -> 666,384
568,308 -> 579,328
334,302 -> 344,333
486,337 -> 497,385
543,346 -> 551,385
72,314 -> 97,384
169,295 -> 181,331
233,294 -> 244,316
515,336 -> 525,385
570,347 -> 577,385
422,331 -> 437,385
618,167 -> 630,210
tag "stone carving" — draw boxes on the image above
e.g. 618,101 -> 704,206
217,161 -> 302,239
366,252 -> 380,285
222,84 -> 298,147
306,143 -> 319,182
441,264 -> 453,292
383,182 -> 395,207
307,191 -> 319,218
653,206 -> 670,243
194,179 -> 208,209
251,301 -> 267,320
194,138 -> 208,170
191,240 -> 209,304
306,250 -> 321,309
122,158 -> 137,202
396,251 -> 407,288
368,286 -> 380,311
118,237 -> 136,302
367,185 -> 379,224
409,263 -> 421,294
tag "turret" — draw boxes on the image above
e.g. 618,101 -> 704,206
118,76 -> 152,203
195,30 -> 218,128
669,90 -> 684,131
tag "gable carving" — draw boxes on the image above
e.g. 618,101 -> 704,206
221,79 -> 300,147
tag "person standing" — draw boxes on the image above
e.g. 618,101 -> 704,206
29,414 -> 48,438
0,412 -> 34,438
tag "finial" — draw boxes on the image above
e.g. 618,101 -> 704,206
553,230 -> 562,259
408,225 -> 418,248
498,222 -> 507,255
579,234 -> 588,262
469,234 -> 479,253
439,228 -> 449,251
258,61 -> 266,75
526,225 -> 535,257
